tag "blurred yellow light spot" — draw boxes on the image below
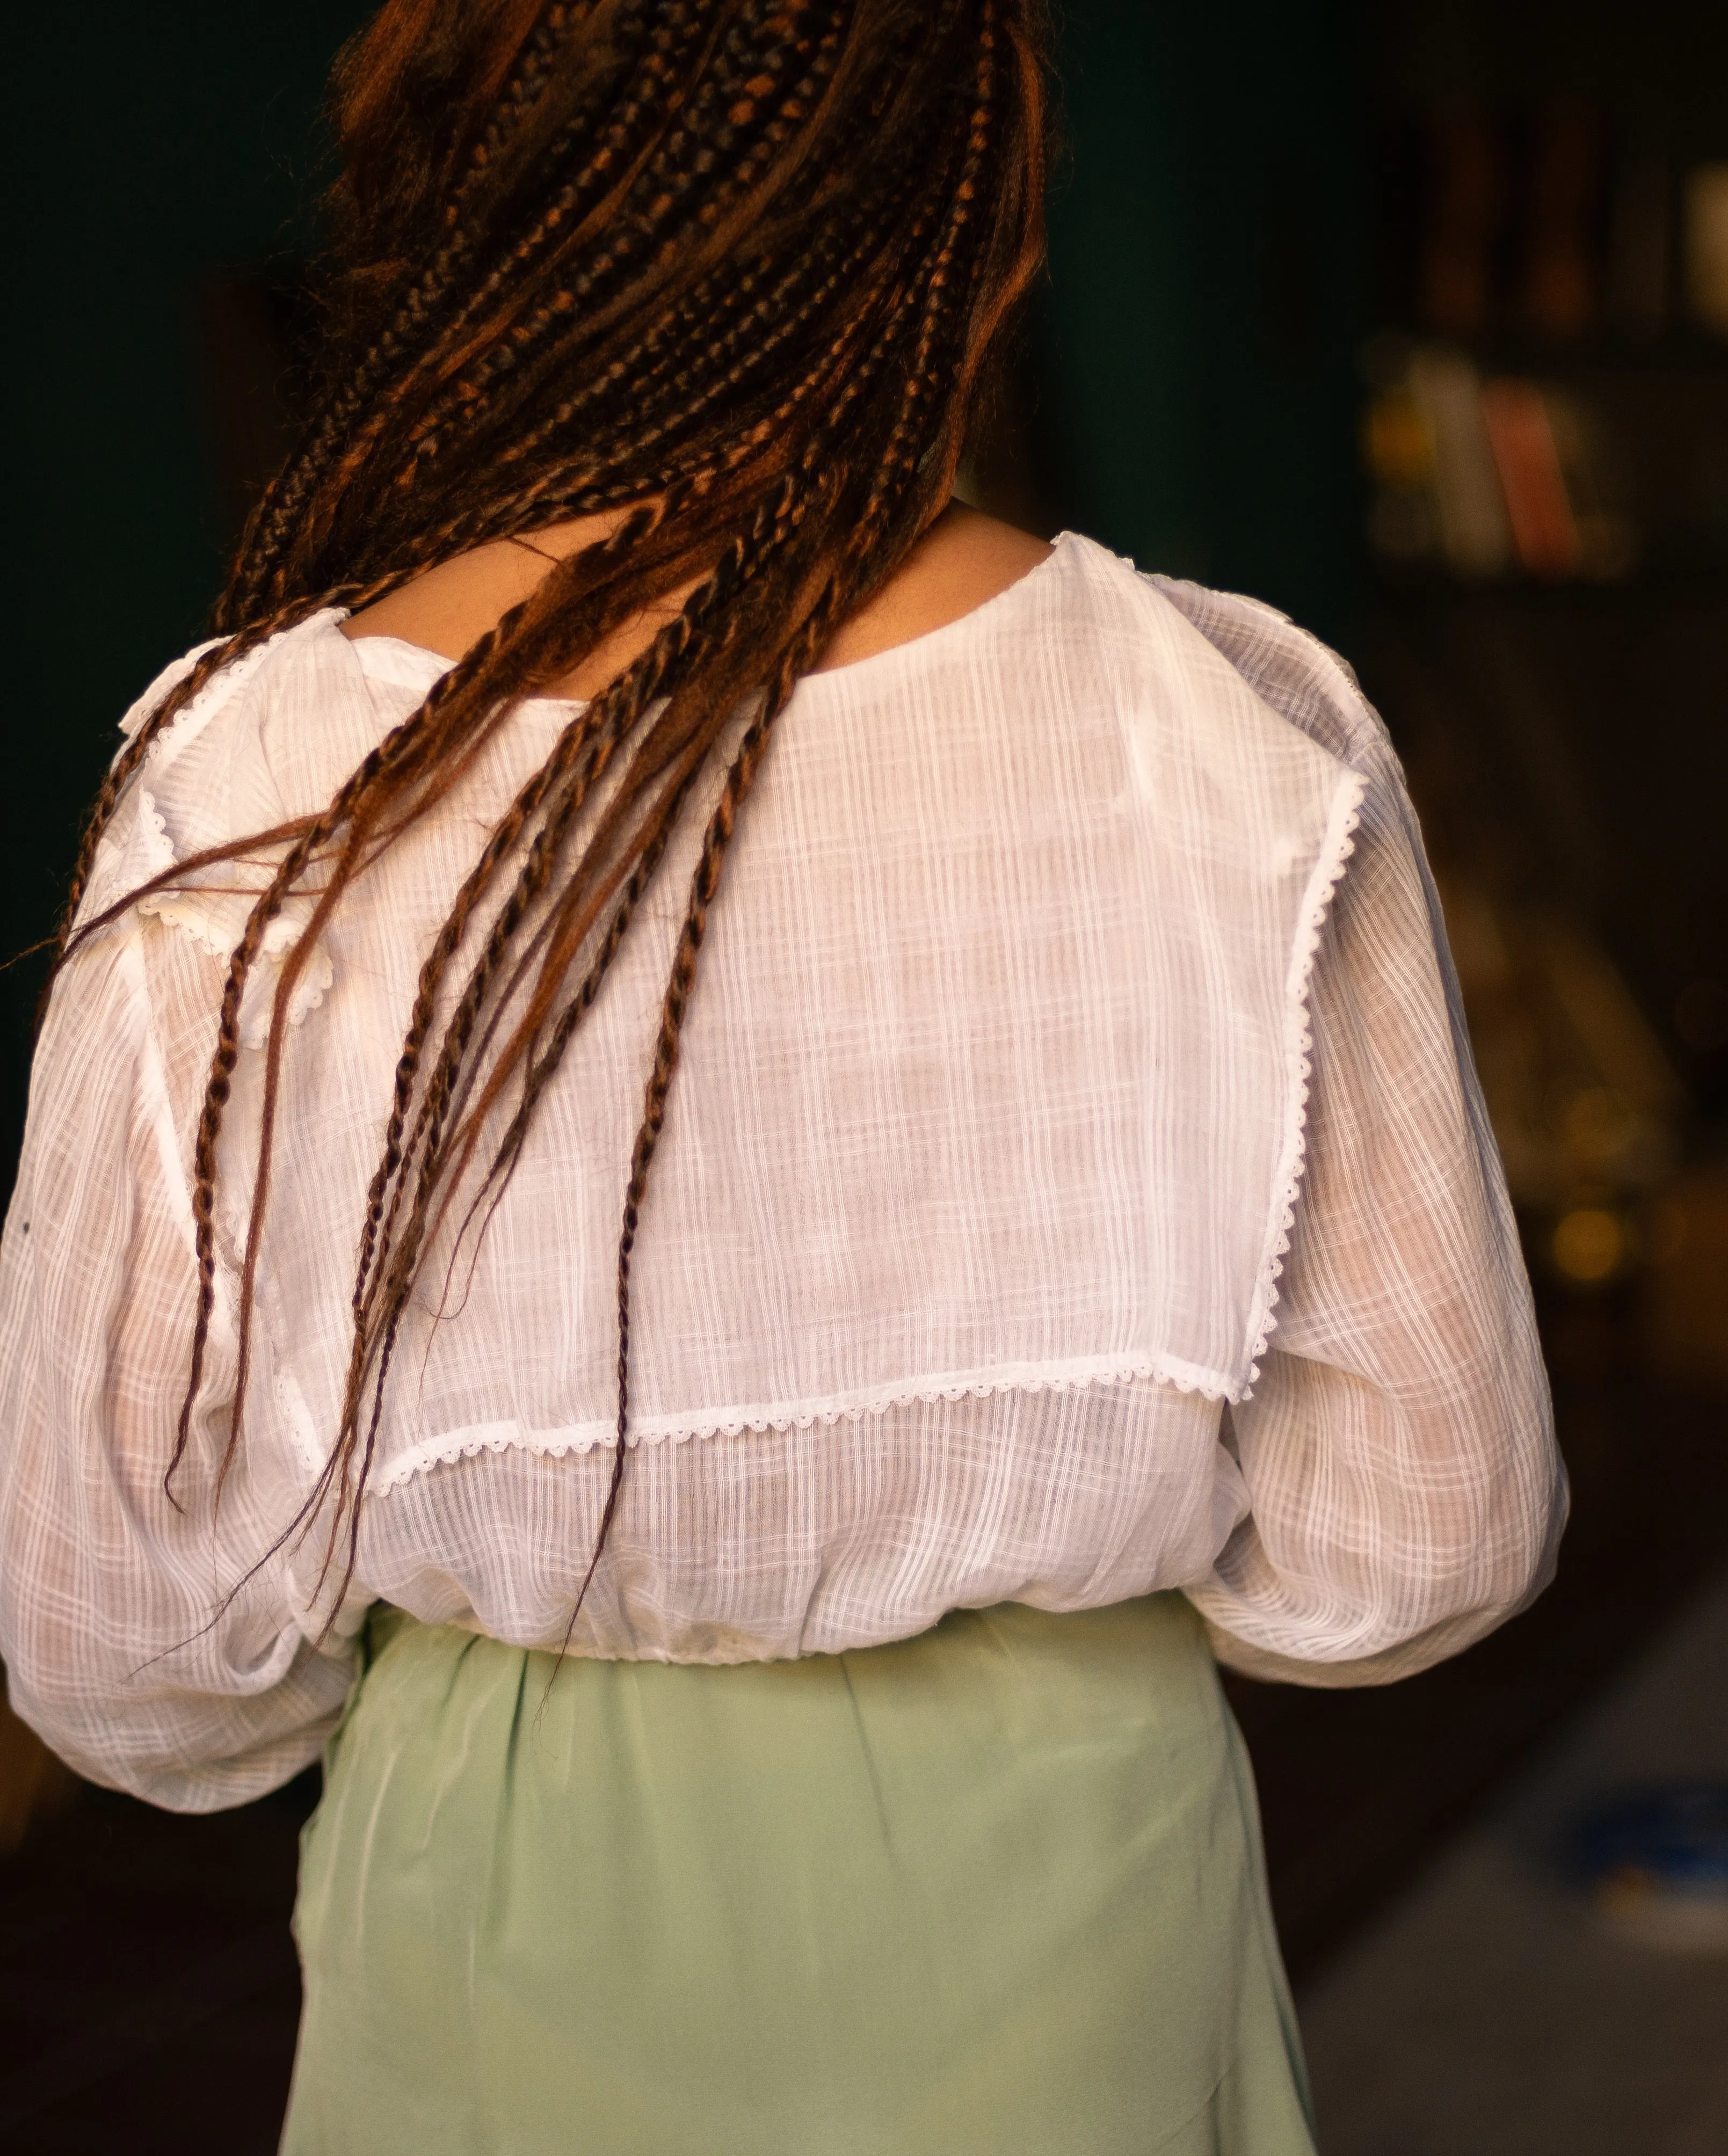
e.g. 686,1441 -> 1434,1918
1363,391 -> 1434,489
1553,1207 -> 1625,1284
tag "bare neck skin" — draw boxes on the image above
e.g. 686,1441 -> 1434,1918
341,499 -> 1052,700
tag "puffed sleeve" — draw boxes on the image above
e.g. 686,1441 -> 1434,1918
1186,734 -> 1567,1684
0,912 -> 354,1810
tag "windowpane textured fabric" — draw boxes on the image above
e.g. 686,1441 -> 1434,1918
0,534 -> 1565,1809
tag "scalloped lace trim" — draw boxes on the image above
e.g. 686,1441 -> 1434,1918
120,610 -> 343,753
1240,767 -> 1367,1396
371,1350 -> 1238,1495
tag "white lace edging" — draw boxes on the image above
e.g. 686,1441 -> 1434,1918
369,1349 -> 1239,1495
117,610 -> 342,756
1240,766 -> 1367,1396
114,638 -> 224,746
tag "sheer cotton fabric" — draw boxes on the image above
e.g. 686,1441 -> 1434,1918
0,535 -> 1564,1808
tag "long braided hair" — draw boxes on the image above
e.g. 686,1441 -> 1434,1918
56,0 -> 1050,1631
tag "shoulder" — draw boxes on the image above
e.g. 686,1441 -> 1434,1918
1139,570 -> 1396,782
1007,535 -> 1408,832
79,610 -> 373,944
1014,533 -> 1370,765
117,610 -> 382,842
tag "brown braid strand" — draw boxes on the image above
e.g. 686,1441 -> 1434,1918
53,0 -> 1051,1640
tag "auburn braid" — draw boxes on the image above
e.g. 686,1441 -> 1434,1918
344,479 -> 797,1393
178,529 -> 684,1486
325,7 -> 927,577
346,337 -> 896,1368
575,587 -> 834,1636
423,150 -> 949,570
475,151 -> 935,516
218,2 -> 625,628
311,471 -> 825,1593
62,0 -> 1050,1638
376,4 -> 852,497
270,3 -> 716,588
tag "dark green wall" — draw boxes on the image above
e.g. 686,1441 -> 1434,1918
1034,0 -> 1364,639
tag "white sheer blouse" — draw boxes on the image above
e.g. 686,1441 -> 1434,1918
0,533 -> 1564,1810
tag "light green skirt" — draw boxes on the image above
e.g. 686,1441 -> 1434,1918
283,1595 -> 1315,2155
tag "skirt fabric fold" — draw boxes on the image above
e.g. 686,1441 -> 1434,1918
282,1593 -> 1315,2155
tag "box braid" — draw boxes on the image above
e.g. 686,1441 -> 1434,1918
53,0 -> 1051,1639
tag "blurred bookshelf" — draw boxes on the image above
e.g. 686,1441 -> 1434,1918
961,0 -> 1728,1977
1223,6 -> 1728,1977
1364,89 -> 1728,587
1359,28 -> 1728,1301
